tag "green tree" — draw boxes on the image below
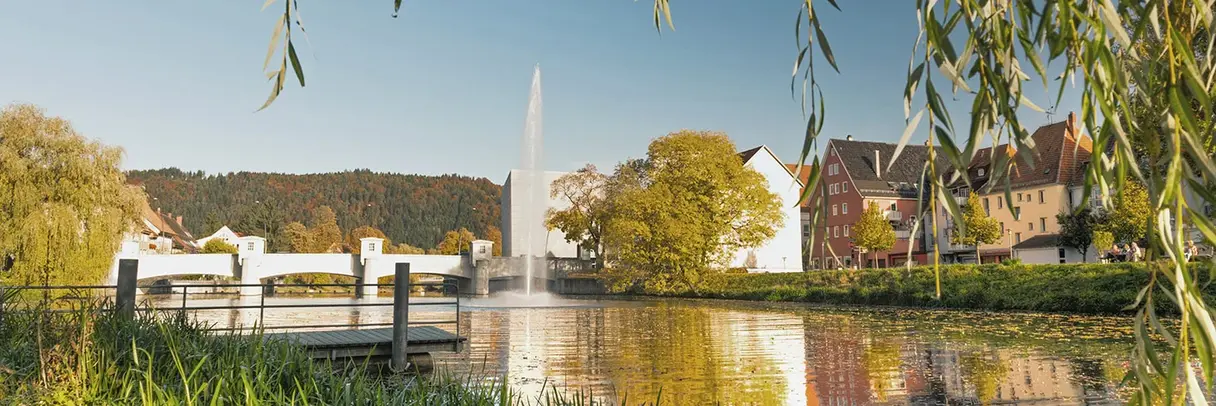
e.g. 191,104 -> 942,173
0,104 -> 141,285
602,130 -> 782,293
435,228 -> 476,255
545,164 -> 609,268
1098,182 -> 1150,244
1057,207 -> 1097,262
1093,230 -> 1115,255
951,193 -> 1002,264
346,225 -> 388,254
201,239 -> 239,254
237,199 -> 285,251
202,211 -> 223,236
852,202 -> 896,268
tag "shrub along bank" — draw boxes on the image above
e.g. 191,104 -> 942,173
637,263 -> 1214,315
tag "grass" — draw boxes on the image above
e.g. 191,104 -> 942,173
635,262 -> 1216,315
0,299 -> 651,405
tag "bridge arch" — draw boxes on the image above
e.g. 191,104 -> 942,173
246,253 -> 359,281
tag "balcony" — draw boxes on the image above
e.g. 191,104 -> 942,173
895,230 -> 912,239
886,211 -> 903,222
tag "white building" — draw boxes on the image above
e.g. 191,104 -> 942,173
499,145 -> 804,273
500,169 -> 582,258
733,145 -> 804,273
195,225 -> 241,250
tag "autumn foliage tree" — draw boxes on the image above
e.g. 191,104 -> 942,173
851,202 -> 895,268
201,239 -> 239,254
345,225 -> 388,254
545,164 -> 609,268
601,131 -> 781,293
951,193 -> 1002,264
0,104 -> 142,285
435,228 -> 476,255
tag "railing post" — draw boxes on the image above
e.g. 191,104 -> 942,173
391,262 -> 410,372
116,258 -> 138,321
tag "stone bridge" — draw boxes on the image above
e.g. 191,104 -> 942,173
106,237 -> 557,296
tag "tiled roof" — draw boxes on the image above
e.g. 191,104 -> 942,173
830,139 -> 946,198
1012,233 -> 1061,250
948,115 -> 1092,191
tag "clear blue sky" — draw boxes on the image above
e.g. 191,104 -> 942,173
0,1 -> 1080,182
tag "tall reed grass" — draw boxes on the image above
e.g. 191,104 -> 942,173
0,299 -> 649,405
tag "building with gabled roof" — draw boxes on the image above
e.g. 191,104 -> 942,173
934,112 -> 1097,264
802,136 -> 943,269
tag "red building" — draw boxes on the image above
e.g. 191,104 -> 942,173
793,137 -> 943,269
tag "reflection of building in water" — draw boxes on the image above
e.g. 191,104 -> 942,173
906,347 -> 1092,404
803,317 -> 873,405
728,311 -> 808,405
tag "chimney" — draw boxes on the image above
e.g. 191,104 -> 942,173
846,134 -> 854,141
874,150 -> 881,179
176,215 -> 184,226
1066,111 -> 1077,136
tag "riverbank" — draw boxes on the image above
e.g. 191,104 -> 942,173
612,262 -> 1210,315
0,303 -> 601,405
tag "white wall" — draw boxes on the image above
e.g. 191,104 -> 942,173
111,253 -> 237,282
251,253 -> 357,280
1013,246 -> 1099,264
501,169 -> 580,258
731,147 -> 804,273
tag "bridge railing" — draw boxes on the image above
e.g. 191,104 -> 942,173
1,261 -> 458,370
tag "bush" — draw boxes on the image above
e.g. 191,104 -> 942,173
201,238 -> 238,254
633,262 -> 1213,315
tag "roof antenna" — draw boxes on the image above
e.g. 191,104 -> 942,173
1046,105 -> 1056,123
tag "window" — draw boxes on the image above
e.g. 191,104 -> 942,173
832,205 -> 838,216
1040,217 -> 1047,231
1029,222 -> 1034,231
844,225 -> 850,236
1000,222 -> 1005,232
1015,233 -> 1023,243
842,203 -> 848,214
978,168 -> 986,176
1017,193 -> 1023,202
834,226 -> 839,238
998,197 -> 1004,209
1014,207 -> 1021,219
479,246 -> 487,254
369,243 -> 377,252
890,203 -> 897,211
1039,190 -> 1045,203
1059,248 -> 1067,263
829,184 -> 835,195
983,198 -> 990,213
842,182 -> 848,193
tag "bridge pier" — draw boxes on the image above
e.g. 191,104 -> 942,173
471,260 -> 490,296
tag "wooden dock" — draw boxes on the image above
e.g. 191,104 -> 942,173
265,326 -> 464,364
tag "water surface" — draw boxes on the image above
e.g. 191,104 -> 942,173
153,294 -> 1133,405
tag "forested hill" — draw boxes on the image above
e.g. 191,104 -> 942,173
125,168 -> 501,249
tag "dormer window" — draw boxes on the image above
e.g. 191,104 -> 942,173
978,168 -> 986,177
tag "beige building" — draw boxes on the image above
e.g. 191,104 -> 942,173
932,113 -> 1094,264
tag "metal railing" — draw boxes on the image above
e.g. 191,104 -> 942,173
0,261 -> 459,370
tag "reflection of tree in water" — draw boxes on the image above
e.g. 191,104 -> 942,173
861,337 -> 904,402
959,351 -> 1009,405
597,303 -> 790,405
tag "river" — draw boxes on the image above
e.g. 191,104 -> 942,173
150,293 -> 1132,405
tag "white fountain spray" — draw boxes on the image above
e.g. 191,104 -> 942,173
521,64 -> 544,296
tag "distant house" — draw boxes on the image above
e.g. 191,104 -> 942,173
936,112 -> 1096,264
195,226 -> 242,250
799,136 -> 940,269
130,197 -> 198,254
734,145 -> 804,273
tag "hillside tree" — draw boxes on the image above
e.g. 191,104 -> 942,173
435,228 -> 476,255
852,202 -> 896,268
346,225 -> 389,254
201,239 -> 239,254
0,104 -> 142,285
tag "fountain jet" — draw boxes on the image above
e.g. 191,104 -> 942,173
520,64 -> 544,295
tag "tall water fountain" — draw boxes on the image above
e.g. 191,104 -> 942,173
520,64 -> 544,295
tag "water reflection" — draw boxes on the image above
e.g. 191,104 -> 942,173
149,295 -> 1131,405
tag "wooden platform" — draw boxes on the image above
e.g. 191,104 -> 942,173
265,326 -> 464,362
